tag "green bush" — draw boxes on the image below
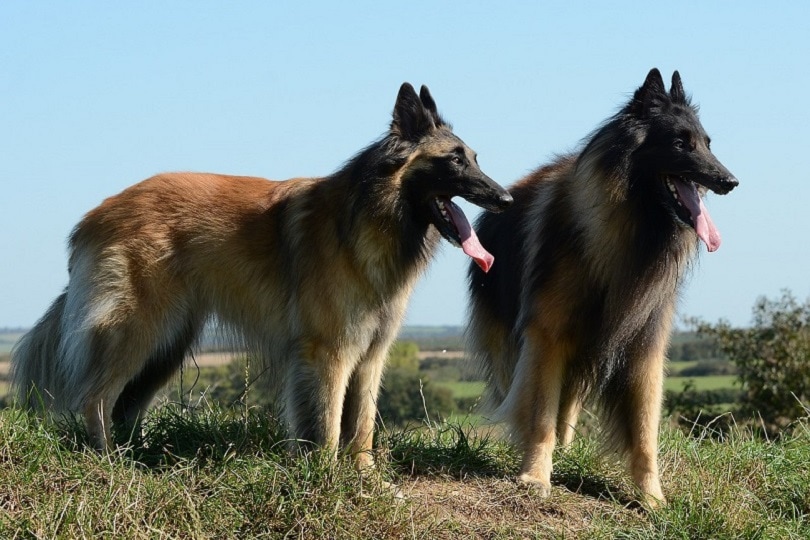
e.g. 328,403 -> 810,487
377,369 -> 456,426
677,359 -> 736,377
664,380 -> 743,435
694,290 -> 810,436
386,341 -> 420,372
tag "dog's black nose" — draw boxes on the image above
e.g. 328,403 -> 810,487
498,191 -> 514,209
720,175 -> 739,194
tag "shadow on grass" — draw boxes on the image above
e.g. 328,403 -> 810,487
44,402 -> 289,470
37,405 -> 637,507
384,421 -> 519,479
384,420 -> 639,507
552,467 -> 637,508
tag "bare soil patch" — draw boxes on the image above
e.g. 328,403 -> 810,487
401,475 -> 631,538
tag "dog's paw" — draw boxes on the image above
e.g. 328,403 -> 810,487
383,480 -> 406,500
518,473 -> 552,498
360,480 -> 405,501
640,491 -> 667,510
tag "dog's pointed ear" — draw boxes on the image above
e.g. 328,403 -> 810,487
629,68 -> 668,117
391,82 -> 435,142
419,85 -> 446,127
669,71 -> 687,104
419,85 -> 437,116
642,68 -> 667,95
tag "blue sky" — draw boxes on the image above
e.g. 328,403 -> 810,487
1,3 -> 808,329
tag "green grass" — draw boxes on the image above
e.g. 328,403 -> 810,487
1,404 -> 808,538
436,380 -> 486,399
668,360 -> 701,373
665,375 -> 738,392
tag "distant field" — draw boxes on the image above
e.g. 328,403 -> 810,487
668,360 -> 700,373
0,354 -> 9,400
665,375 -> 737,392
439,376 -> 738,402
437,381 -> 485,399
0,333 -> 23,355
0,330 -> 739,403
419,350 -> 464,360
0,339 -> 9,392
400,325 -> 463,337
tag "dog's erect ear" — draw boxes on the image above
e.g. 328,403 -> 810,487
629,68 -> 668,117
419,85 -> 438,116
419,85 -> 446,127
641,68 -> 667,95
669,71 -> 687,104
392,82 -> 436,142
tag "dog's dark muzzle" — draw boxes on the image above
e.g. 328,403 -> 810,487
711,175 -> 738,195
484,191 -> 514,212
699,173 -> 738,196
463,176 -> 513,212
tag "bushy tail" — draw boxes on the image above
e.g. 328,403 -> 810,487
10,292 -> 68,410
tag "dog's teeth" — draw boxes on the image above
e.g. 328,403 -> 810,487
436,198 -> 451,222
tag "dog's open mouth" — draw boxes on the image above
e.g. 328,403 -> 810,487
665,177 -> 721,252
432,197 -> 494,272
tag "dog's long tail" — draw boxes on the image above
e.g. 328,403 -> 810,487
10,291 -> 69,410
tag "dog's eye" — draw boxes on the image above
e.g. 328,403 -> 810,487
451,155 -> 463,165
673,138 -> 685,150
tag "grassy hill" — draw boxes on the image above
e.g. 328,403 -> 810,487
0,405 -> 808,538
0,324 -> 805,537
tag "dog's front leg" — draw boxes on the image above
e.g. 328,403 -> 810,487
626,325 -> 670,508
285,342 -> 353,455
340,356 -> 385,471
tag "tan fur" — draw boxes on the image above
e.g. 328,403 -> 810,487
13,83 -> 511,469
13,171 -> 427,462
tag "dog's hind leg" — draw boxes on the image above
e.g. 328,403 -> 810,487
508,328 -> 573,497
59,248 -> 158,450
74,325 -> 155,451
66,300 -> 174,450
556,387 -> 583,447
112,316 -> 202,437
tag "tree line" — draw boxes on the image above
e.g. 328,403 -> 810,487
55,290 -> 810,441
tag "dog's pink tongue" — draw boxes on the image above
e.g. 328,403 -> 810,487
673,179 -> 721,252
443,199 -> 495,273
